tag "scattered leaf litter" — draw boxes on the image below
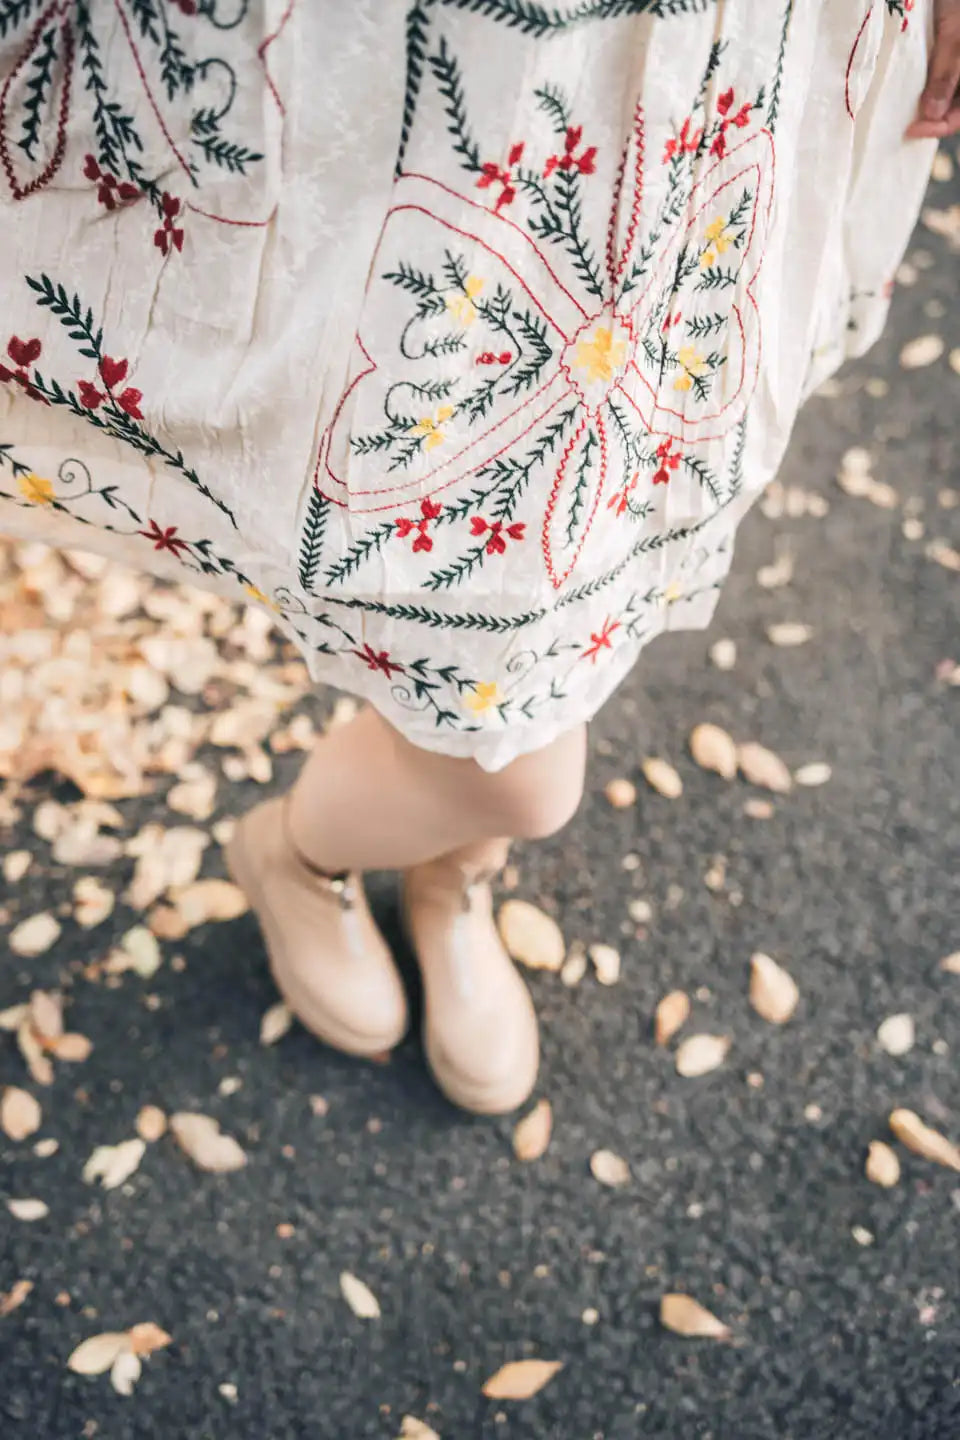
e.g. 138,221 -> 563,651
497,900 -> 565,972
67,1323 -> 171,1395
10,912 -> 61,957
399,1418 -> 441,1440
604,777 -> 636,809
865,1141 -> 901,1188
136,1106 -> 167,1143
260,1002 -> 293,1046
659,1294 -> 730,1339
1,1086 -> 42,1141
83,1139 -> 146,1190
655,991 -> 690,1046
590,1149 -> 630,1187
3,850 -> 31,883
589,944 -> 621,986
560,944 -> 588,988
170,1113 -> 248,1173
339,1272 -> 381,1320
749,953 -> 799,1024
481,1359 -> 563,1400
766,622 -> 813,648
889,1109 -> 960,1171
675,1034 -> 731,1078
513,1099 -> 553,1162
73,877 -> 116,929
737,742 -> 793,794
900,334 -> 945,369
940,952 -> 960,975
7,1198 -> 49,1221
794,762 -> 832,788
641,757 -> 683,799
0,1279 -> 34,1317
709,638 -> 737,670
877,1014 -> 915,1057
689,724 -> 738,780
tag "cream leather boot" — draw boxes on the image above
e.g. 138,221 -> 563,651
226,796 -> 409,1057
403,838 -> 539,1114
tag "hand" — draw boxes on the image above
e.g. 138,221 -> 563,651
907,0 -> 960,137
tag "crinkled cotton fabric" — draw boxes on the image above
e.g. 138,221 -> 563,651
0,1 -> 935,769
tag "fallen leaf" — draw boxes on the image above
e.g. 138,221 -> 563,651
940,951 -> 960,975
689,723 -> 738,780
136,1106 -> 168,1143
7,1197 -> 48,1221
877,1013 -> 915,1057
560,945 -> 588,988
589,943 -> 621,986
170,1112 -> 248,1172
0,1003 -> 28,1032
902,327 -> 948,369
766,622 -> 813,648
737,742 -> 793,794
513,1099 -> 552,1162
260,1001 -> 293,1046
642,756 -> 683,799
922,202 -> 960,248
107,926 -> 162,979
675,1034 -> 731,1078
110,1348 -> 142,1396
950,349 -> 960,377
167,770 -> 217,821
654,990 -> 691,1047
159,878 -> 249,937
590,1148 -> 630,1187
865,1140 -> 901,1188
497,900 -> 565,972
83,1138 -> 146,1190
932,150 -> 955,183
399,1418 -> 441,1440
0,1278 -> 33,1317
68,1332 -> 129,1375
17,1021 -> 54,1086
1,1086 -> 42,1141
339,1272 -> 381,1320
889,1108 -> 960,1171
757,550 -> 794,590
481,1359 -> 563,1400
49,1032 -> 93,1063
604,778 -> 636,809
660,1293 -> 730,1339
29,989 -> 63,1041
794,762 -> 832,787
10,912 -> 61,957
127,1321 -> 172,1356
34,1137 -> 58,1158
73,877 -> 116,929
3,850 -> 31,883
709,638 -> 737,670
749,953 -> 799,1024
743,798 -> 775,819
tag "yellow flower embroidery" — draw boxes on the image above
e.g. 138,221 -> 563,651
18,472 -> 54,505
663,578 -> 685,604
464,681 -> 502,715
673,345 -> 710,392
573,325 -> 627,384
244,583 -> 280,612
410,404 -> 455,451
446,275 -> 484,326
700,215 -> 733,268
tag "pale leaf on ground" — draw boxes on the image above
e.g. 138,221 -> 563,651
737,742 -> 793,794
17,1021 -> 54,1086
766,622 -> 813,648
794,762 -> 832,787
49,1033 -> 93,1063
260,1001 -> 293,1047
68,1332 -> 130,1375
34,1137 -> 58,1158
136,1106 -> 168,1143
675,1034 -> 731,1078
1,1086 -> 42,1141
29,989 -> 63,1040
900,334 -> 945,369
127,1322 -> 173,1356
170,1112 -> 248,1172
481,1359 -> 563,1400
73,876 -> 115,929
590,1149 -> 630,1187
339,1272 -> 381,1320
167,771 -> 217,821
3,850 -> 31,883
604,778 -> 636,809
513,1099 -> 553,1162
641,757 -> 683,799
865,1141 -> 901,1188
560,945 -> 588,988
168,879 -> 249,930
10,913 -> 61,958
660,1294 -> 730,1339
654,991 -> 691,1046
107,926 -> 162,980
940,951 -> 960,975
589,943 -> 621,986
399,1418 -> 441,1440
83,1138 -> 146,1190
0,1003 -> 28,1032
7,1198 -> 49,1221
709,638 -> 737,670
749,953 -> 799,1024
877,1013 -> 915,1057
497,900 -> 565,972
689,723 -> 738,780
110,1348 -> 142,1396
889,1109 -> 960,1171
0,1278 -> 33,1317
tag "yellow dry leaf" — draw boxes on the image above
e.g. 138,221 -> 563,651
675,1034 -> 731,1078
660,1293 -> 730,1339
259,1001 -> 293,1047
749,953 -> 799,1024
641,756 -> 683,799
0,1278 -> 33,1317
1,1086 -> 42,1141
127,1321 -> 172,1356
889,1109 -> 960,1171
865,1140 -> 900,1188
497,900 -> 565,972
590,1148 -> 630,1187
339,1272 -> 381,1320
737,742 -> 793,794
689,724 -> 738,780
170,1112 -> 248,1173
399,1418 -> 441,1440
136,1106 -> 168,1143
654,990 -> 691,1047
68,1332 -> 130,1375
29,989 -> 63,1041
169,878 -> 248,928
481,1359 -> 563,1400
513,1099 -> 553,1162
17,1021 -> 54,1087
48,1033 -> 93,1063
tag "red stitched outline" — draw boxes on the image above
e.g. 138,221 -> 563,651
258,0 -> 295,117
0,4 -> 73,202
541,413 -> 586,588
184,203 -> 275,228
541,409 -> 609,589
606,99 -> 645,291
845,7 -> 874,121
112,0 -> 194,183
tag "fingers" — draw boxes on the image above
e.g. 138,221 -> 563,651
908,0 -> 960,137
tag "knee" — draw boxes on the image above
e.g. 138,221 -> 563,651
488,724 -> 587,840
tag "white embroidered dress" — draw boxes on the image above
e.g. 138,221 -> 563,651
0,1 -> 935,769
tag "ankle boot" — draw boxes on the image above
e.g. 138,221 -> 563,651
402,838 -> 539,1114
226,795 -> 408,1057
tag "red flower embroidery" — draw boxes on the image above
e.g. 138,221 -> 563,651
78,379 -> 105,409
116,387 -> 144,420
661,310 -> 682,334
607,471 -> 638,517
663,116 -> 703,163
476,350 -> 513,366
94,356 -> 143,419
652,438 -> 682,486
710,89 -> 752,158
83,154 -> 139,210
139,520 -> 189,555
477,141 -> 525,213
396,497 -> 442,553
171,0 -> 197,13
0,336 -> 44,401
470,516 -> 526,555
351,643 -> 405,678
99,356 -> 128,388
154,192 -> 185,255
581,616 -> 620,664
544,125 -> 597,179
